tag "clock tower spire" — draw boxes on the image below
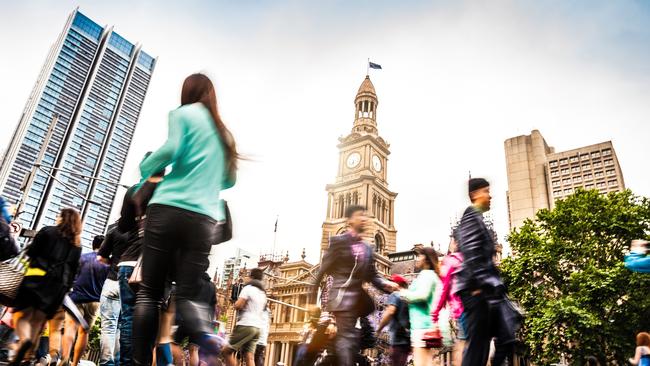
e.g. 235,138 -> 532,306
320,76 -> 398,256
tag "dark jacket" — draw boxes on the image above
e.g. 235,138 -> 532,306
312,232 -> 388,316
455,206 -> 503,295
16,226 -> 81,317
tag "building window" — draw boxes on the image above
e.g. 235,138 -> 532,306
595,171 -> 604,178
571,166 -> 580,173
596,182 -> 606,188
549,160 -> 558,168
584,173 -> 593,180
560,158 -> 568,165
606,170 -> 615,176
602,149 -> 611,156
580,154 -> 590,161
552,180 -> 561,188
561,168 -> 570,175
592,152 -> 601,158
562,178 -> 571,185
585,184 -> 594,189
553,190 -> 562,196
582,164 -> 591,170
608,180 -> 618,187
551,170 -> 559,177
604,159 -> 613,166
564,188 -> 573,194
594,162 -> 602,168
570,156 -> 579,163
573,176 -> 582,183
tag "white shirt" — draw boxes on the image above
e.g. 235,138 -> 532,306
257,309 -> 270,345
236,285 -> 267,328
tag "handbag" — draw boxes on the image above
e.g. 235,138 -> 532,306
128,254 -> 143,292
0,247 -> 29,306
422,327 -> 443,348
214,199 -> 232,245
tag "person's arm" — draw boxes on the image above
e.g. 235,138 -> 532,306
459,211 -> 501,292
367,247 -> 394,293
625,253 -> 650,273
401,271 -> 436,303
26,227 -> 48,258
431,262 -> 453,323
97,231 -> 115,263
310,240 -> 339,301
234,286 -> 250,310
139,111 -> 184,180
377,305 -> 397,333
64,248 -> 82,289
629,346 -> 642,365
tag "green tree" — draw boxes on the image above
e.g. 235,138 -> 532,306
501,189 -> 650,365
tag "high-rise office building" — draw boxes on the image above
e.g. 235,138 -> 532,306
0,9 -> 156,246
505,130 -> 625,230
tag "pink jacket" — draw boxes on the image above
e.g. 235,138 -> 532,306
431,252 -> 464,322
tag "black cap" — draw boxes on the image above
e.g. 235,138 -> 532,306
469,178 -> 490,194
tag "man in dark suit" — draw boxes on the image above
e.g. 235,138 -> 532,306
312,205 -> 398,366
455,178 -> 514,366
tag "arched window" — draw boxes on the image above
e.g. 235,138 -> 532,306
338,195 -> 344,218
375,233 -> 384,254
353,191 -> 359,205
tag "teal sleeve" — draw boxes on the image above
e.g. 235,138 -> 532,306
140,112 -> 183,179
625,253 -> 650,273
222,169 -> 236,190
402,271 -> 436,303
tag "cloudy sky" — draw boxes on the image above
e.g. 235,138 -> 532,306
1,0 -> 649,273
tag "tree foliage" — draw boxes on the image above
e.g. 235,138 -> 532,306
501,189 -> 650,365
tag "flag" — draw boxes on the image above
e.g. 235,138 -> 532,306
274,217 -> 278,233
369,61 -> 382,70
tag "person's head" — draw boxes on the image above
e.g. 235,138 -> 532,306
469,178 -> 491,212
56,208 -> 82,247
345,205 -> 368,234
249,268 -> 264,282
390,274 -> 409,289
586,356 -> 600,366
181,73 -> 238,178
414,247 -> 440,275
637,332 -> 650,347
92,235 -> 104,251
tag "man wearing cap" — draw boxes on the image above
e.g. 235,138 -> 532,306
377,274 -> 411,366
455,178 -> 514,366
312,205 -> 399,366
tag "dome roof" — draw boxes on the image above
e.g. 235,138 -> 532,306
356,75 -> 376,98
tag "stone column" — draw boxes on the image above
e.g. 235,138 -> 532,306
267,342 -> 276,366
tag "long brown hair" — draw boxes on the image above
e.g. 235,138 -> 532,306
637,332 -> 650,347
181,73 -> 238,178
416,246 -> 441,276
57,208 -> 82,247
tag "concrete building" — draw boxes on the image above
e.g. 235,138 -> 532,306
0,9 -> 155,247
220,248 -> 258,288
505,130 -> 625,230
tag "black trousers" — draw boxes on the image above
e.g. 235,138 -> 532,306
132,204 -> 217,364
332,312 -> 360,366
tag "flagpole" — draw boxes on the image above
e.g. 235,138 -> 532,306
366,58 -> 370,76
272,215 -> 278,260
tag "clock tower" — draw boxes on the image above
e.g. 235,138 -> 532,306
320,75 -> 398,256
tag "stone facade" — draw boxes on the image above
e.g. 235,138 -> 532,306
505,129 -> 625,230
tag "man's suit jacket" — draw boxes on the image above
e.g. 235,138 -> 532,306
455,206 -> 504,295
312,232 -> 388,316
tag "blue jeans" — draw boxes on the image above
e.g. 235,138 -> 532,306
100,278 -> 121,366
119,266 -> 136,366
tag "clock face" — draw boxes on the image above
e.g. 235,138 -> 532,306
372,155 -> 382,172
346,152 -> 361,168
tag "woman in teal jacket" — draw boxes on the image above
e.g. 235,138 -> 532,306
132,73 -> 237,364
399,246 -> 441,366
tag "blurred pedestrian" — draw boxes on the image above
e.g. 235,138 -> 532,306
455,178 -> 515,366
311,205 -> 398,366
223,268 -> 267,366
97,227 -> 126,366
61,235 -> 109,366
399,247 -> 440,366
625,240 -> 650,273
132,73 -> 238,364
377,274 -> 411,366
431,232 -> 465,366
629,332 -> 650,366
10,208 -> 82,365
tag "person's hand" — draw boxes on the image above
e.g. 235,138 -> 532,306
384,281 -> 400,292
471,289 -> 482,296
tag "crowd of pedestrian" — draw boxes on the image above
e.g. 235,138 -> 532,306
0,70 -> 648,366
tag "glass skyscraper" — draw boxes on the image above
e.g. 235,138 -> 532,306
0,9 -> 156,247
